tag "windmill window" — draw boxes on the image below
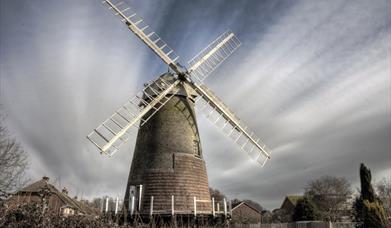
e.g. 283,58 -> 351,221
193,140 -> 201,157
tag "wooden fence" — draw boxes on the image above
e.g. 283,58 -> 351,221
230,222 -> 355,228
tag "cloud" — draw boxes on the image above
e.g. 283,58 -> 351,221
1,0 -> 390,210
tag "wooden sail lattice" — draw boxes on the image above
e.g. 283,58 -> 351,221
88,1 -> 272,166
87,77 -> 179,156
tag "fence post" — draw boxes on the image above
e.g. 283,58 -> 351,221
212,197 -> 215,217
223,198 -> 227,216
105,197 -> 109,213
171,195 -> 175,216
131,196 -> 135,216
115,196 -> 119,214
193,196 -> 197,217
138,185 -> 143,211
150,196 -> 154,217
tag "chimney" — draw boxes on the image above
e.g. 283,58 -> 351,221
62,187 -> 68,195
42,176 -> 49,183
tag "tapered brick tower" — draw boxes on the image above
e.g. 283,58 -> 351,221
123,73 -> 212,215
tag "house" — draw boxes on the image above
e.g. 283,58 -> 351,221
231,201 -> 262,224
5,176 -> 96,216
279,195 -> 304,222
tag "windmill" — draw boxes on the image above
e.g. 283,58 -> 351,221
88,0 -> 271,216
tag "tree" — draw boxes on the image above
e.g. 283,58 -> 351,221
272,208 -> 290,223
242,199 -> 263,212
293,197 -> 321,221
376,178 -> 391,217
360,163 -> 375,202
90,196 -> 117,213
0,121 -> 28,193
209,187 -> 226,202
305,176 -> 352,221
354,163 -> 388,228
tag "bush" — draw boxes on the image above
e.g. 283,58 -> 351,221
0,203 -> 120,228
293,197 -> 321,221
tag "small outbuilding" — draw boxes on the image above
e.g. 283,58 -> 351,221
231,201 -> 262,224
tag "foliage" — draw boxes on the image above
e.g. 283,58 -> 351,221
352,196 -> 364,224
376,178 -> 391,218
261,210 -> 273,224
272,208 -> 290,223
242,199 -> 263,212
293,197 -> 321,221
209,187 -> 227,202
0,202 -> 121,228
360,163 -> 375,202
354,163 -> 388,228
0,122 -> 28,193
362,200 -> 388,228
305,175 -> 352,221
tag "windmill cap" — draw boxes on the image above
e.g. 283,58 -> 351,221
143,73 -> 198,100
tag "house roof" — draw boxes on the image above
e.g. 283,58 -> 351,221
17,177 -> 95,214
232,201 -> 262,214
286,195 -> 303,206
281,195 -> 304,208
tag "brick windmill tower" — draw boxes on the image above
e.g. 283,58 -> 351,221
87,0 -> 271,217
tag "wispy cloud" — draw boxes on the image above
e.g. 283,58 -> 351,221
1,0 -> 390,209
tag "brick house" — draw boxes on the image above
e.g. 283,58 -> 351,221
5,176 -> 96,216
231,201 -> 262,224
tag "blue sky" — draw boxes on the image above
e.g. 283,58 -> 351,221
1,0 -> 390,209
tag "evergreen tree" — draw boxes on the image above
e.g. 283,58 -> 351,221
354,163 -> 388,228
293,197 -> 320,221
360,163 -> 375,202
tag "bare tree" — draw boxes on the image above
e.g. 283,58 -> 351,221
376,178 -> 391,217
209,187 -> 227,202
91,197 -> 104,211
305,176 -> 352,222
0,122 -> 28,193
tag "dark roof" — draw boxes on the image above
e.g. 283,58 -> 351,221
17,178 -> 95,214
286,195 -> 303,206
232,201 -> 262,214
280,195 -> 304,208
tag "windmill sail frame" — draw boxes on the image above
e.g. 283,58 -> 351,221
188,31 -> 241,84
103,0 -> 181,73
88,1 -> 272,166
190,83 -> 271,166
87,77 -> 180,156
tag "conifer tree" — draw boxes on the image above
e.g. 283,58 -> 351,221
354,163 -> 388,228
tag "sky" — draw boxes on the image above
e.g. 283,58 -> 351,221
0,0 -> 390,210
